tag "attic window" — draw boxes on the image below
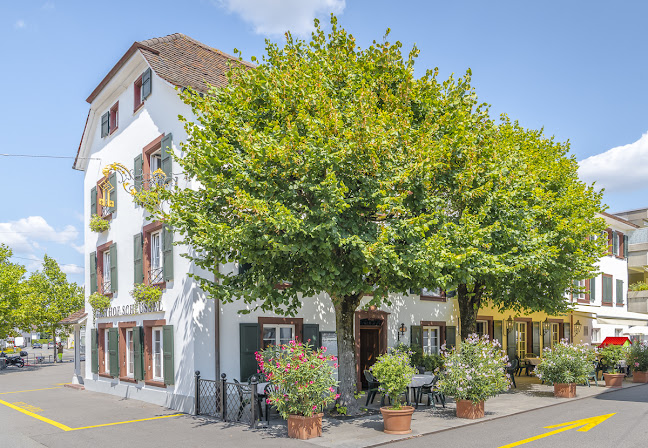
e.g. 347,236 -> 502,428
134,68 -> 152,112
134,76 -> 143,112
109,102 -> 119,135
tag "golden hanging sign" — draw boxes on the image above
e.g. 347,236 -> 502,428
98,178 -> 114,207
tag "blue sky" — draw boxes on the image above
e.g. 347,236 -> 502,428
1,0 -> 647,286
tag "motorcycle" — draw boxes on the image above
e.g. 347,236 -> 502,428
0,351 -> 25,368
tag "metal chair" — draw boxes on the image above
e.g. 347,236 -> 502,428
233,378 -> 253,422
585,361 -> 599,387
258,382 -> 278,423
363,370 -> 381,405
418,375 -> 446,409
506,358 -> 518,388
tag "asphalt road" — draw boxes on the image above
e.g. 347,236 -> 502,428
386,384 -> 648,448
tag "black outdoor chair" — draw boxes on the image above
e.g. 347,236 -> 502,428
417,375 -> 446,409
364,370 -> 381,405
258,382 -> 278,423
233,378 -> 254,421
506,358 -> 518,388
585,361 -> 598,387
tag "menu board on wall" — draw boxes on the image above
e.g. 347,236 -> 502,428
320,331 -> 338,357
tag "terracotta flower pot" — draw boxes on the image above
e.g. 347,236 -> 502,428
603,373 -> 624,388
455,400 -> 485,419
553,383 -> 576,398
287,413 -> 323,440
380,406 -> 415,434
633,371 -> 648,383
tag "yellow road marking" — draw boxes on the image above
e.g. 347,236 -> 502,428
54,383 -> 70,386
499,413 -> 616,448
0,399 -> 73,431
12,402 -> 43,413
0,398 -> 183,432
0,387 -> 62,395
70,414 -> 185,431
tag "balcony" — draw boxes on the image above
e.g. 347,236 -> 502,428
628,290 -> 648,314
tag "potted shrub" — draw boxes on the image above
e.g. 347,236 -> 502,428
438,334 -> 510,419
599,344 -> 627,387
256,341 -> 338,440
88,292 -> 111,323
627,341 -> 648,383
130,283 -> 163,308
535,341 -> 595,398
89,214 -> 110,233
371,349 -> 417,434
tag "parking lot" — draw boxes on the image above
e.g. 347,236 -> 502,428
0,361 -> 305,448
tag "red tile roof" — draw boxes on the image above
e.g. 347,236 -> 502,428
59,309 -> 87,325
598,337 -> 631,347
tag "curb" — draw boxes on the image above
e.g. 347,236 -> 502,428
367,382 -> 647,447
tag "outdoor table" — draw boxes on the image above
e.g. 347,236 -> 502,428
257,382 -> 269,395
522,357 -> 541,376
408,374 -> 435,405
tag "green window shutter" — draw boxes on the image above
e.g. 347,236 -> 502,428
532,322 -> 540,357
101,112 -> 109,137
493,320 -> 503,345
410,325 -> 423,348
590,277 -> 596,303
133,233 -> 143,284
563,323 -> 571,343
616,279 -> 624,304
91,329 -> 99,374
162,325 -> 174,385
142,68 -> 152,99
607,277 -> 613,303
133,326 -> 144,381
108,171 -> 117,213
90,186 -> 97,216
506,325 -> 517,360
109,243 -> 118,293
445,326 -> 456,349
90,251 -> 97,294
134,154 -> 143,192
302,324 -> 320,349
612,231 -> 619,256
161,133 -> 173,181
108,328 -> 119,378
624,235 -> 629,258
162,225 -> 173,282
239,323 -> 259,381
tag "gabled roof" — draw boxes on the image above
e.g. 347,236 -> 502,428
598,336 -> 631,347
86,33 -> 254,104
59,309 -> 87,325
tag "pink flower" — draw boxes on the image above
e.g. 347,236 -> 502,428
636,362 -> 640,367
335,394 -> 340,399
312,405 -> 317,410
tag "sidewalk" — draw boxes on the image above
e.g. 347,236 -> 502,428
251,376 -> 645,447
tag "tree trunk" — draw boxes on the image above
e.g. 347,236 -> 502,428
332,294 -> 362,416
457,283 -> 484,341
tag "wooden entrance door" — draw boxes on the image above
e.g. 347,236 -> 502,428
359,328 -> 380,389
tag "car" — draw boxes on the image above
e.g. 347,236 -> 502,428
48,341 -> 54,349
32,342 -> 42,349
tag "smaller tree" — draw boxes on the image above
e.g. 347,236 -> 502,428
17,255 -> 84,361
0,245 -> 26,340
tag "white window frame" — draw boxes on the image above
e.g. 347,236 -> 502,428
102,250 -> 111,293
126,328 -> 134,378
152,327 -> 163,382
104,330 -> 110,373
262,324 -> 295,349
591,328 -> 601,343
574,279 -> 586,301
476,320 -> 488,337
150,231 -> 163,284
422,326 -> 440,355
551,323 -> 560,348
615,328 -> 623,337
517,322 -> 527,359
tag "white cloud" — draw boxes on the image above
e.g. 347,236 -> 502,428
14,20 -> 26,29
0,216 -> 79,254
60,264 -> 84,275
217,0 -> 345,36
578,131 -> 648,193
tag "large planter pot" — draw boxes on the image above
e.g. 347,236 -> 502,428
633,371 -> 648,383
455,400 -> 485,419
603,373 -> 624,388
553,383 -> 576,398
380,406 -> 415,434
287,413 -> 323,440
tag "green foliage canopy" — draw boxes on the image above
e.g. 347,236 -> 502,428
0,244 -> 26,339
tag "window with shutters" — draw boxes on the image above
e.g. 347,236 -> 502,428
142,319 -> 171,386
141,133 -> 172,191
142,221 -> 172,287
262,325 -> 295,349
616,279 -> 624,306
422,326 -> 440,355
475,320 -> 488,338
133,74 -> 146,112
126,328 -> 134,377
419,287 -> 446,302
95,241 -> 116,296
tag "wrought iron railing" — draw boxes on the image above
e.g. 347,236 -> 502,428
149,267 -> 164,285
101,205 -> 111,217
101,279 -> 112,294
194,372 -> 259,427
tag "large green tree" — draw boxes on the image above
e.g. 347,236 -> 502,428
18,255 -> 84,361
133,17 -> 604,413
0,245 -> 26,339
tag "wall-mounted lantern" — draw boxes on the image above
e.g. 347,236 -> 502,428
397,323 -> 407,342
574,320 -> 582,335
506,316 -> 514,333
542,318 -> 550,335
